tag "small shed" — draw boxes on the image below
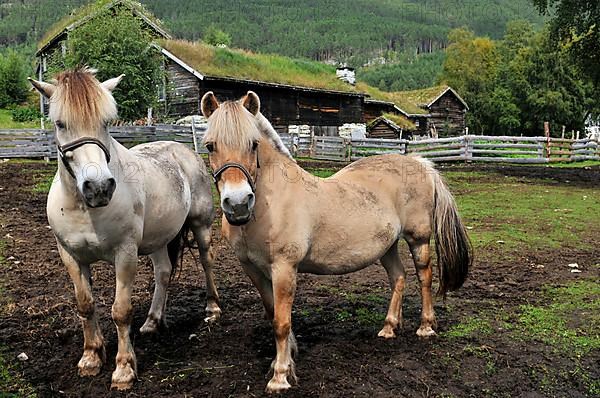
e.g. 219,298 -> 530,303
367,114 -> 415,140
363,85 -> 468,137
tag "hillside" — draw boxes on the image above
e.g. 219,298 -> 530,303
1,0 -> 543,66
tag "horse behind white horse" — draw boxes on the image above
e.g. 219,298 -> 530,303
29,68 -> 220,390
201,91 -> 472,393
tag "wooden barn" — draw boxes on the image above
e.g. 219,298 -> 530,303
159,41 -> 363,129
363,85 -> 468,137
367,115 -> 415,140
34,0 -> 170,116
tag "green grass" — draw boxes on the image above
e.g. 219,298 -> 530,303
0,109 -> 40,129
445,317 -> 494,339
444,171 -> 600,250
162,39 -> 354,93
516,280 -> 600,357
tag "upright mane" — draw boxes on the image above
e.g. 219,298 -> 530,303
49,67 -> 117,131
204,100 -> 262,149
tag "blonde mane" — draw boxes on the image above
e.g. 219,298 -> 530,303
204,101 -> 261,149
49,68 -> 117,132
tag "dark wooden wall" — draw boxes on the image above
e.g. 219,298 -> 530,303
427,91 -> 466,137
368,120 -> 399,139
165,60 -> 200,118
164,64 -> 363,125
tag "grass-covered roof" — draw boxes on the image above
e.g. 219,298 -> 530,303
161,40 -> 357,93
38,0 -> 169,52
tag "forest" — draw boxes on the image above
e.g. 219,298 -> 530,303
1,0 -> 542,65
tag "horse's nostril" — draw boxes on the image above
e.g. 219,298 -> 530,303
222,197 -> 233,212
246,193 -> 255,207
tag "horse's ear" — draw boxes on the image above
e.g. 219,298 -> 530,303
201,91 -> 220,118
28,78 -> 56,99
242,91 -> 260,116
101,74 -> 125,92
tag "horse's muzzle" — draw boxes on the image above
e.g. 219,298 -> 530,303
82,177 -> 116,208
222,192 -> 254,226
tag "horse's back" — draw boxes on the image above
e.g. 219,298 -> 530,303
128,140 -> 214,229
331,154 -> 436,238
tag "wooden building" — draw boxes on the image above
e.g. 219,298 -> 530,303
367,115 -> 415,140
364,86 -> 468,137
160,43 -> 363,128
35,0 -> 170,116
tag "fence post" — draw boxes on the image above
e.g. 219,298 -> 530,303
463,135 -> 472,162
544,122 -> 551,160
191,122 -> 199,153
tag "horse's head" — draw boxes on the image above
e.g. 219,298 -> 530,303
30,68 -> 124,208
201,91 -> 263,226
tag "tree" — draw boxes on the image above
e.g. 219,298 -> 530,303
439,28 -> 499,134
203,25 -> 232,47
60,7 -> 162,121
0,49 -> 29,107
532,0 -> 600,93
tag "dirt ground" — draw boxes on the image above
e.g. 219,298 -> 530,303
0,161 -> 598,398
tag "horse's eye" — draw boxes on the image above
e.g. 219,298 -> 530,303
252,141 -> 259,151
55,120 -> 65,129
205,143 -> 214,153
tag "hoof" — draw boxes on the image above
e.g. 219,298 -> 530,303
111,363 -> 136,390
204,306 -> 222,324
266,378 -> 292,394
416,326 -> 437,338
140,317 -> 161,334
77,349 -> 104,377
377,327 -> 396,339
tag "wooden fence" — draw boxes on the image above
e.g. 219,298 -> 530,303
1,127 -> 598,164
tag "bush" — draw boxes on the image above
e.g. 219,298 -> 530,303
11,106 -> 41,123
0,49 -> 29,108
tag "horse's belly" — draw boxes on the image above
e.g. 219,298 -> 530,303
298,224 -> 398,275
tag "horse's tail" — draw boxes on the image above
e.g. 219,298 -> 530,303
427,160 -> 472,297
167,224 -> 190,280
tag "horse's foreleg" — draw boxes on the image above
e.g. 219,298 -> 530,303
378,241 -> 406,339
192,224 -> 221,323
407,238 -> 437,338
110,246 -> 138,390
140,246 -> 171,333
58,244 -> 105,376
241,261 -> 274,320
266,262 -> 297,394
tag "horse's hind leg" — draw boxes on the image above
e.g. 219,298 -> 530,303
378,240 -> 406,339
191,223 -> 221,323
140,246 -> 171,334
406,236 -> 437,337
58,244 -> 105,376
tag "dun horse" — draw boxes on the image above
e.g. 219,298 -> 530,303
201,91 -> 472,393
29,68 -> 221,390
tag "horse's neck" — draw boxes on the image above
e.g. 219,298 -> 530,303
256,142 -> 307,190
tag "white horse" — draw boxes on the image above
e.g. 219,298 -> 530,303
29,68 -> 221,390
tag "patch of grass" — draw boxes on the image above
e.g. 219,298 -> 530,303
445,317 -> 493,339
306,168 -> 337,178
31,173 -> 55,194
546,160 -> 600,168
162,40 -> 354,93
515,280 -> 600,357
444,170 -> 600,250
0,109 -> 40,129
355,307 -> 385,326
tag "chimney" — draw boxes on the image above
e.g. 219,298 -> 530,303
336,65 -> 356,86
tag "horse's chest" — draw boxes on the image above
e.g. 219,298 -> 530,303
48,206 -> 137,263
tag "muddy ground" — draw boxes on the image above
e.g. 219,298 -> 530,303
0,161 -> 598,397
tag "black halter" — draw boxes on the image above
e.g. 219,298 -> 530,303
57,137 -> 111,179
211,152 -> 260,193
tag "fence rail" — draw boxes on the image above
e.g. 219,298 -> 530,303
1,127 -> 598,164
